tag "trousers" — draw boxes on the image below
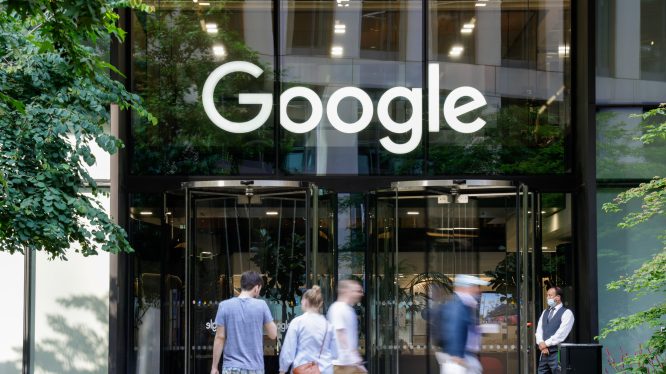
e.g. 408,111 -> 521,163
537,351 -> 561,374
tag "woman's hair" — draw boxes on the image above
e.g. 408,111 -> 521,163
302,285 -> 324,311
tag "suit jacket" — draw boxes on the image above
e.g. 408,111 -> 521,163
440,294 -> 475,358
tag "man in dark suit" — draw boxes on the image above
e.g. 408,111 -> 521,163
535,287 -> 574,374
438,274 -> 488,374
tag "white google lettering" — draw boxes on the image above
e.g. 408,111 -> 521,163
202,61 -> 487,154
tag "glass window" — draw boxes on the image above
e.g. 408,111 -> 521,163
640,0 -> 666,81
596,0 -> 666,105
597,188 -> 666,372
279,0 -> 424,175
131,1 -> 275,175
596,107 -> 666,179
428,0 -> 571,174
129,193 -> 172,373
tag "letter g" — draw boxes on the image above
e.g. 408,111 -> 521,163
202,61 -> 272,133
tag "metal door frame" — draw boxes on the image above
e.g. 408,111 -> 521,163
370,179 -> 536,374
177,180 -> 316,374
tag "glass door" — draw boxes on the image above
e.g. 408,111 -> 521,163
163,190 -> 187,373
517,184 -> 536,374
160,181 -> 332,374
369,180 -> 535,374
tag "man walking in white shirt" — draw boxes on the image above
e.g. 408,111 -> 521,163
327,279 -> 367,374
535,287 -> 574,374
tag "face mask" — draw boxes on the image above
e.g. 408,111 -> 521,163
547,298 -> 556,307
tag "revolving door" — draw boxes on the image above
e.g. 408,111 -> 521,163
368,180 -> 537,374
162,181 -> 335,374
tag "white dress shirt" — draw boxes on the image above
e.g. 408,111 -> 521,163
535,302 -> 574,347
279,312 -> 335,374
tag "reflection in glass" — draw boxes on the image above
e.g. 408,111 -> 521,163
428,1 -> 571,174
131,1 -> 275,175
597,108 -> 666,179
280,0 -> 424,175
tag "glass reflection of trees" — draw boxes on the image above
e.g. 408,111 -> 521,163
131,3 -> 274,175
430,104 -> 567,175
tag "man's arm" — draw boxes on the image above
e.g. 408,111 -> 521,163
544,310 -> 574,347
335,328 -> 349,351
535,311 -> 548,352
211,326 -> 226,374
265,321 -> 278,340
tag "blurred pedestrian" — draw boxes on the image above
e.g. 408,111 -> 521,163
279,285 -> 335,374
211,271 -> 278,374
535,286 -> 574,374
437,274 -> 488,374
327,279 -> 367,374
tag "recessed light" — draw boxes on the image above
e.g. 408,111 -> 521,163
334,23 -> 346,34
212,45 -> 226,56
475,2 -> 487,7
461,28 -> 473,34
449,45 -> 464,57
558,45 -> 570,57
266,211 -> 279,216
206,23 -> 218,34
140,211 -> 153,216
407,211 -> 420,215
199,2 -> 210,5
331,46 -> 344,57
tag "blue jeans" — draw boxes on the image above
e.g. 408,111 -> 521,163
221,368 -> 264,374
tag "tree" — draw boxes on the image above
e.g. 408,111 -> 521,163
0,1 -> 156,259
598,104 -> 666,373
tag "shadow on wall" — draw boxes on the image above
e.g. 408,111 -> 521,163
0,294 -> 108,374
0,360 -> 20,373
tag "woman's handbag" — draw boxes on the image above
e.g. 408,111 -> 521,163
293,321 -> 328,374
293,361 -> 320,374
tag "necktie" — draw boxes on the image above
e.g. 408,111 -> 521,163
548,307 -> 555,321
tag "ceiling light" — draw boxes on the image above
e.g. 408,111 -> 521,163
331,46 -> 344,57
558,45 -> 570,57
140,211 -> 153,216
266,211 -> 279,216
463,23 -> 475,29
199,2 -> 210,5
475,2 -> 487,7
212,45 -> 226,56
461,28 -> 473,34
206,23 -> 218,34
449,45 -> 464,57
334,23 -> 346,34
407,211 -> 420,215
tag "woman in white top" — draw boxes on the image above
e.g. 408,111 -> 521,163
279,286 -> 335,374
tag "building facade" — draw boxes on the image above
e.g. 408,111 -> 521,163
1,0 -> 665,373
112,0 -> 663,373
